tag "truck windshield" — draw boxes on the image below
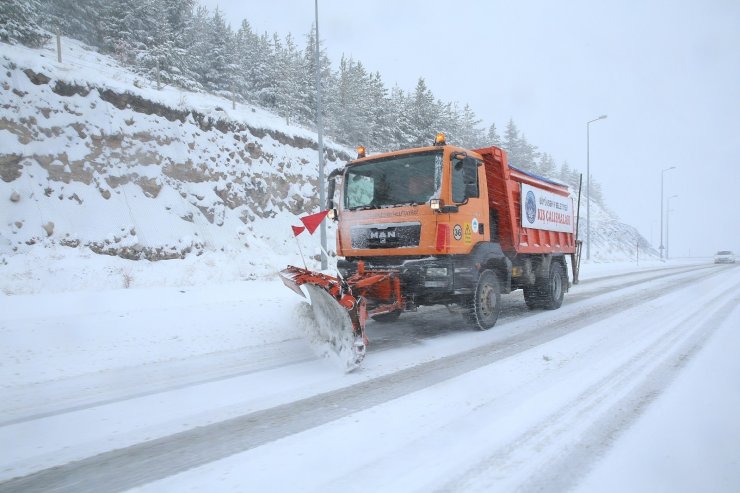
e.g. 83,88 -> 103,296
344,151 -> 443,210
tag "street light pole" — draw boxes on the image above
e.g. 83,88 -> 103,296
666,194 -> 678,260
586,114 -> 607,260
314,0 -> 327,270
659,166 -> 676,260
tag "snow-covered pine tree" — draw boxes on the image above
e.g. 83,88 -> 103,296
407,78 -> 439,148
502,119 -> 539,171
517,134 -> 540,173
331,55 -> 353,142
437,101 -> 461,146
274,33 -> 310,125
0,0 -> 49,47
233,19 -> 255,100
179,4 -> 210,89
487,123 -> 503,147
300,26 -> 334,130
201,7 -> 236,93
333,56 -> 375,145
351,60 -> 376,144
366,71 -> 395,151
503,118 -> 523,165
458,103 -> 485,148
561,161 -> 582,192
248,31 -> 277,108
539,152 -> 557,179
38,0 -> 103,48
161,0 -> 195,36
387,85 -> 414,150
157,0 -> 196,88
559,161 -> 572,184
590,176 -> 604,206
99,0 -> 148,64
135,0 -> 178,86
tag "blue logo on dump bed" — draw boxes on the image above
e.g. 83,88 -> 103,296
525,190 -> 536,224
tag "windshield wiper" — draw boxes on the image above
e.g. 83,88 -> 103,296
351,204 -> 381,211
350,201 -> 428,211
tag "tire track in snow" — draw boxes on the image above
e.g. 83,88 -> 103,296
363,263 -> 719,352
0,339 -> 314,427
437,272 -> 740,492
2,264 -> 715,427
0,265 -> 724,493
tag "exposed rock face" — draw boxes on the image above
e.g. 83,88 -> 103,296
1,154 -> 23,182
23,68 -> 50,85
1,62 -> 351,260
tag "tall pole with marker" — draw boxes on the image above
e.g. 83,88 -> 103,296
586,114 -> 607,260
315,0 -> 327,270
659,166 -> 676,260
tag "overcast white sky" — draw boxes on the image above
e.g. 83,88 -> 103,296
201,0 -> 740,257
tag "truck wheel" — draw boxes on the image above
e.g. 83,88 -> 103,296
541,261 -> 565,310
464,270 -> 501,330
371,310 -> 401,323
523,285 -> 541,310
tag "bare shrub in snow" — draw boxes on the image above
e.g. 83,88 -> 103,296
120,268 -> 134,289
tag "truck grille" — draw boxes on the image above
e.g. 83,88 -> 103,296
350,222 -> 421,249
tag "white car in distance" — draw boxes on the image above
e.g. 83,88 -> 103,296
714,250 -> 736,264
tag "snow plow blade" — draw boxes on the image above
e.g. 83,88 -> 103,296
279,266 -> 368,371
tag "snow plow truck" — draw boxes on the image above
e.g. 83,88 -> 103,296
281,134 -> 580,370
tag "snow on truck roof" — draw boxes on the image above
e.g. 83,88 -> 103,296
509,164 -> 569,189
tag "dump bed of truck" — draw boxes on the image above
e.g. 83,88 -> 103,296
474,146 -> 576,256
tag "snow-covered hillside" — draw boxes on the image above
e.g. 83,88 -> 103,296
583,201 -> 657,262
1,37 -> 654,295
1,38 -> 352,291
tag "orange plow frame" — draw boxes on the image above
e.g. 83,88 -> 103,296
279,262 -> 405,349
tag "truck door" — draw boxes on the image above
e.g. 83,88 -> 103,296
446,154 -> 488,254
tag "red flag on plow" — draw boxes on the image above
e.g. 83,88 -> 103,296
299,210 -> 329,234
291,225 -> 306,236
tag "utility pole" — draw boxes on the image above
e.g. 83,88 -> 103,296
56,30 -> 62,63
586,115 -> 607,260
659,166 -> 676,259
666,194 -> 678,259
315,0 -> 327,270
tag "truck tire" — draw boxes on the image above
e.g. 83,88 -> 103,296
523,285 -> 541,310
464,269 -> 501,330
541,261 -> 565,310
371,310 -> 401,323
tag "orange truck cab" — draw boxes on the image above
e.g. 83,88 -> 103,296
326,136 -> 579,329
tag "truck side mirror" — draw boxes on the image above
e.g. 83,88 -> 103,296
326,167 -> 344,209
327,178 -> 336,209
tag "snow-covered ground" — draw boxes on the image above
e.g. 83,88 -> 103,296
1,256 -> 738,492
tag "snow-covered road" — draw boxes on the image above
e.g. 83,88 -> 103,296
1,261 -> 738,492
